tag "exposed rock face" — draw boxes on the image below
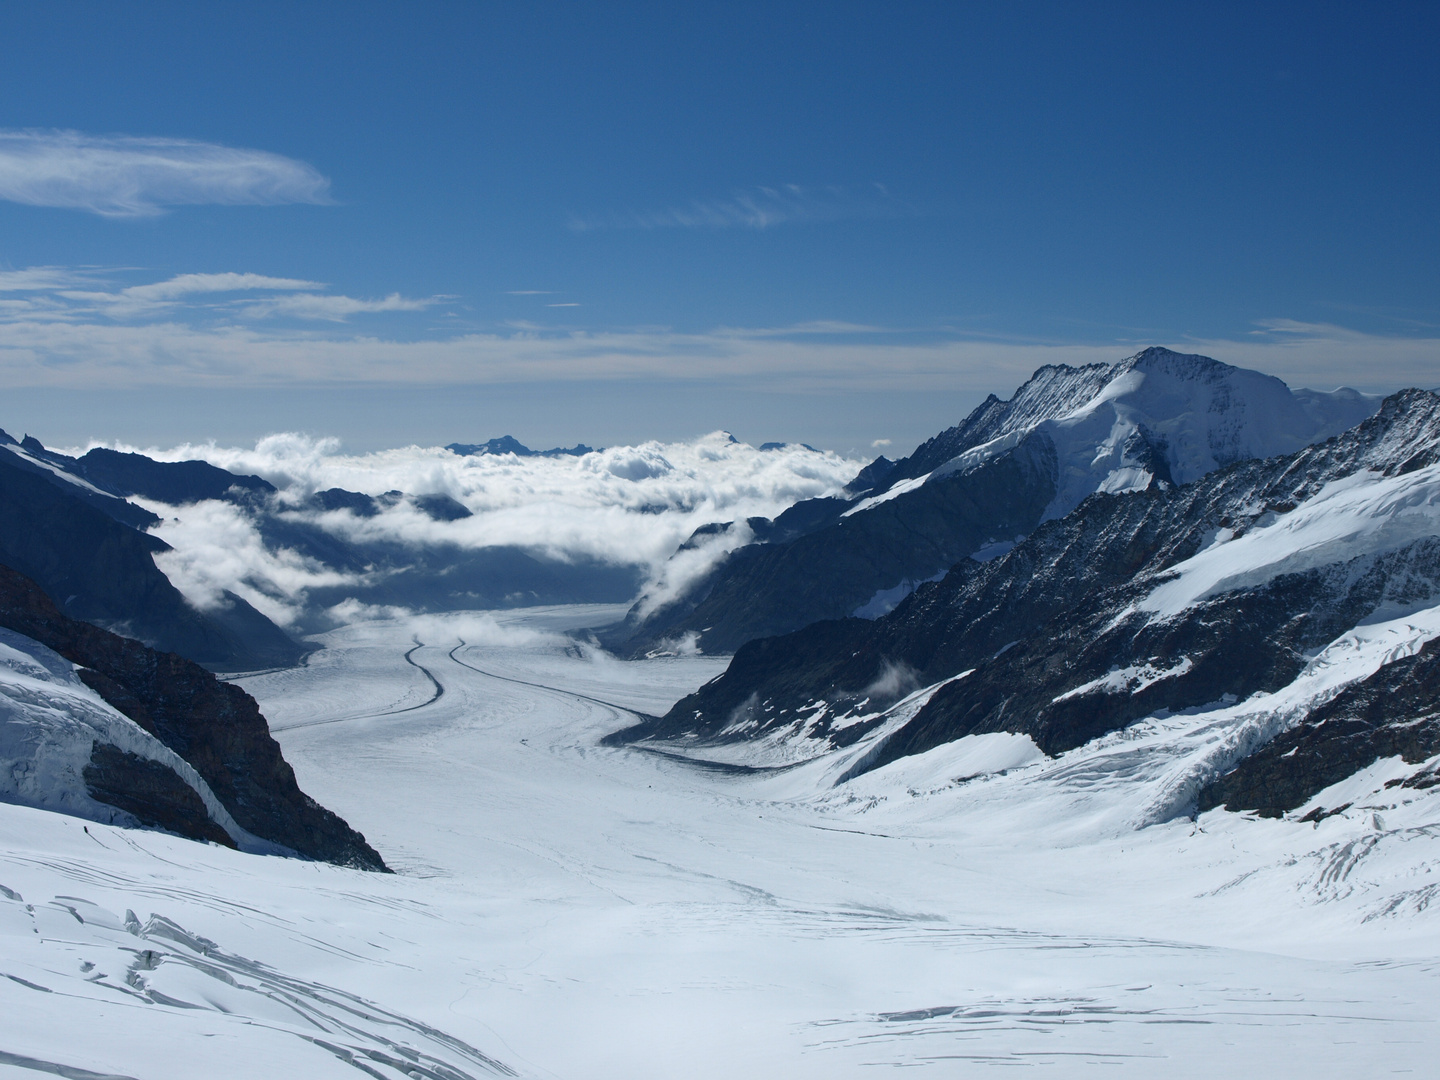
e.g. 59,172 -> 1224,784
0,562 -> 387,870
1198,638 -> 1440,817
616,348 -> 1377,656
623,391 -> 1440,817
83,742 -> 238,847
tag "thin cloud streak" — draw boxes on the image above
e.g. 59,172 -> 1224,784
0,267 -> 94,291
239,292 -> 435,322
120,272 -> 323,301
569,183 -> 903,232
0,129 -> 332,217
0,267 -> 430,324
0,266 -> 1429,396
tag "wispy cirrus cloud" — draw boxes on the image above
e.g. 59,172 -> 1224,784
0,129 -> 332,218
239,292 -> 435,322
0,267 -> 430,324
0,266 -> 95,291
568,183 -> 903,232
116,272 -> 324,302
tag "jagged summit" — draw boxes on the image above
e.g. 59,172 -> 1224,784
861,345 -> 1377,525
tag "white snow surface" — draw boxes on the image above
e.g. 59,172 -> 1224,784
1138,462 -> 1440,620
2,605 -> 1438,1077
0,442 -> 118,499
860,349 -> 1377,525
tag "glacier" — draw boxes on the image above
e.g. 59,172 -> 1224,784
1,605 -> 1437,1077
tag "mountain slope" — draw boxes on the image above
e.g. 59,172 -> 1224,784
616,347 -> 1376,655
617,390 -> 1440,822
0,430 -> 161,530
0,448 -> 306,671
0,563 -> 385,869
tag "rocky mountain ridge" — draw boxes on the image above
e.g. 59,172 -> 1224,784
613,347 -> 1377,656
613,389 -> 1440,823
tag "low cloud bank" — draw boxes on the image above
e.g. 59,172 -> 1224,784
116,432 -> 864,627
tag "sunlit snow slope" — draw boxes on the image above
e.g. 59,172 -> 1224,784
3,608 -> 1437,1078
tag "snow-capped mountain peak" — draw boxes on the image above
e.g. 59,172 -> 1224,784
886,346 -> 1378,524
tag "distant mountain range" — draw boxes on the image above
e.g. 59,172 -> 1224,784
446,435 -> 596,457
610,347 -> 1378,656
0,429 -> 644,671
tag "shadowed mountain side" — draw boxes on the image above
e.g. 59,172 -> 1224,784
71,446 -> 276,504
0,450 -> 307,671
0,431 -> 160,530
616,437 -> 1058,655
0,563 -> 386,870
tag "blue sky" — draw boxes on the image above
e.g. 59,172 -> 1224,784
0,2 -> 1436,456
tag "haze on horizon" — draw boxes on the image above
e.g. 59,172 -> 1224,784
0,2 -> 1435,456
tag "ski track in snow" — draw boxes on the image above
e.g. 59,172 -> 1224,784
1,606 -> 1438,1077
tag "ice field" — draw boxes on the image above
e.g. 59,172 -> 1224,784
2,604 -> 1438,1078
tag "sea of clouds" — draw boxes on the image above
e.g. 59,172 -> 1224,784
86,432 -> 865,628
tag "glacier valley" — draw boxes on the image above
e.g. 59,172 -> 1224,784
1,604 -> 1437,1078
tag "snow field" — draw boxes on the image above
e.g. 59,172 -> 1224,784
1,605 -> 1437,1077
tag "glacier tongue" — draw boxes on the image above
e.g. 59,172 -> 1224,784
3,609 -> 1440,1078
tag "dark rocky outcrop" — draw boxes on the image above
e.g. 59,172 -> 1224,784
0,562 -> 387,870
83,742 -> 237,848
1198,638 -> 1440,817
412,493 -> 474,522
844,455 -> 897,498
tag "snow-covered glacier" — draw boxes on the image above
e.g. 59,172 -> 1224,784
2,606 -> 1438,1078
